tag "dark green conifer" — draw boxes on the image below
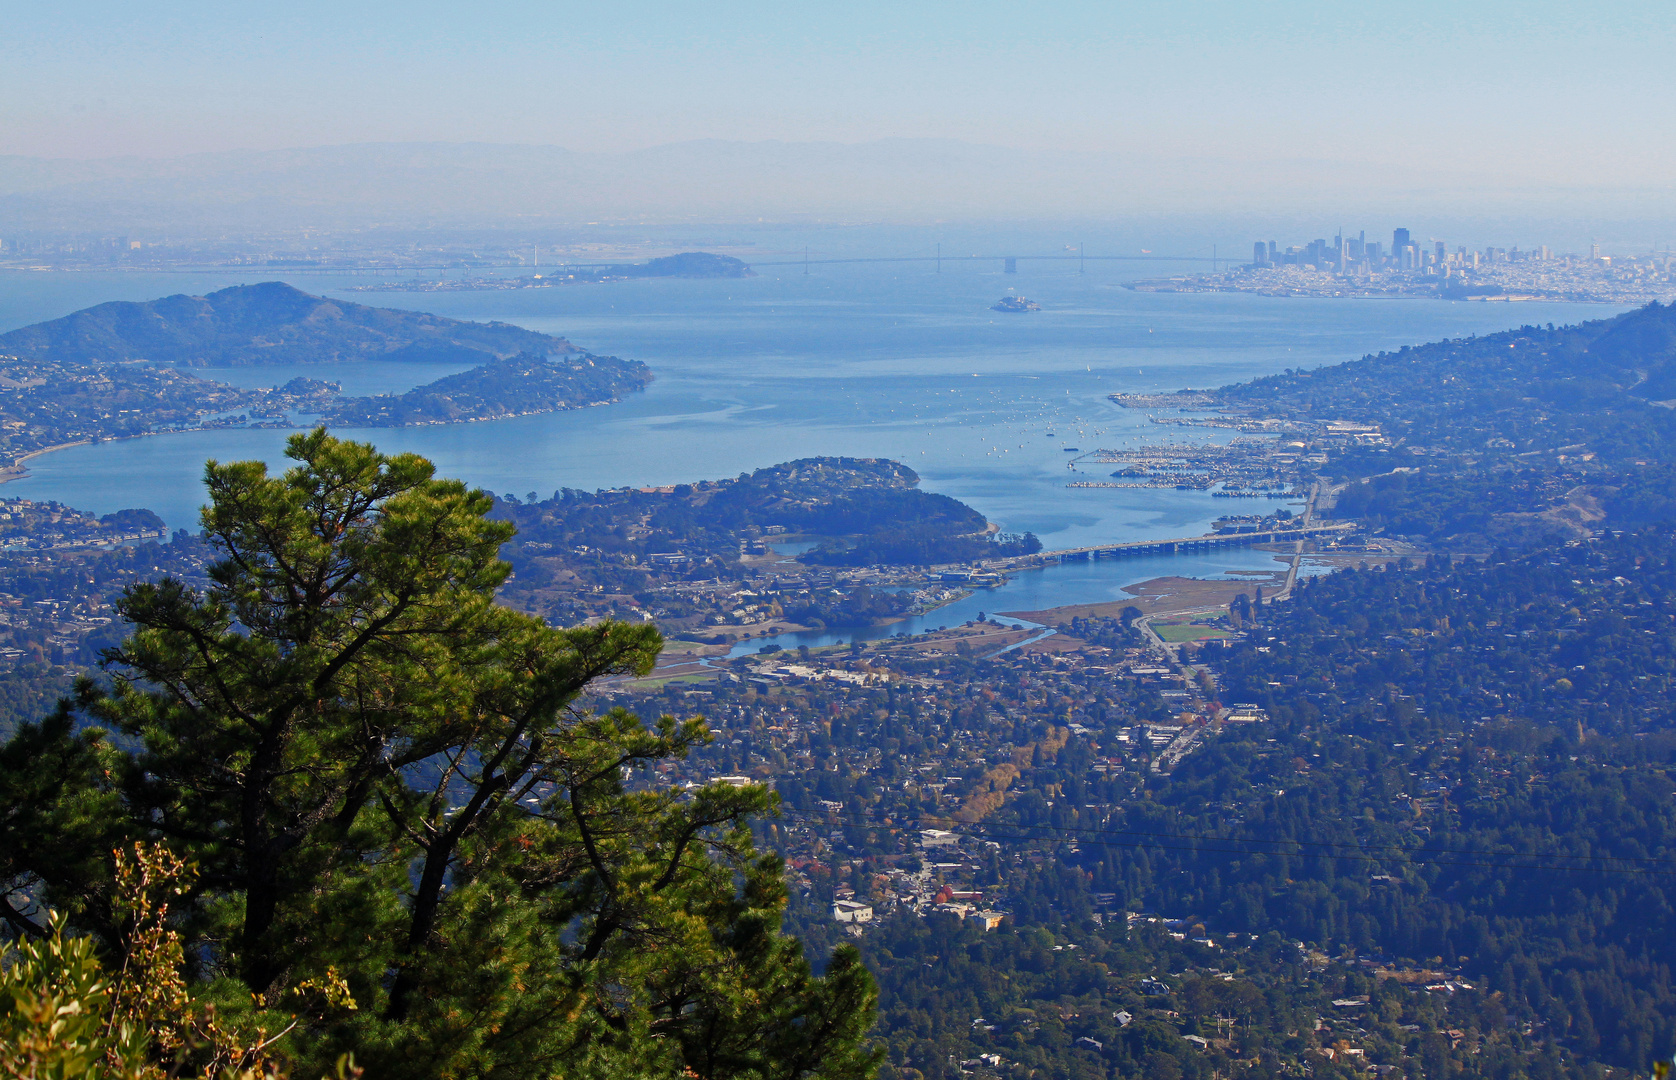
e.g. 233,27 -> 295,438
3,430 -> 878,1079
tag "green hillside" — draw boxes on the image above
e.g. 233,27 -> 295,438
0,281 -> 571,366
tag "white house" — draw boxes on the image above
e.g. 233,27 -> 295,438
832,900 -> 874,924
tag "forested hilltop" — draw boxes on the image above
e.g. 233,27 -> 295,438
493,456 -> 1038,630
1216,301 -> 1676,549
498,455 -> 1015,571
0,281 -> 569,366
1190,537 -> 1676,1073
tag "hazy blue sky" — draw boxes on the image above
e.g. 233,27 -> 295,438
6,0 -> 1673,190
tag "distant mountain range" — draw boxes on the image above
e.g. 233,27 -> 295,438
0,282 -> 572,366
0,138 -> 1598,232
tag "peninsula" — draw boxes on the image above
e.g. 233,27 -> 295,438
1096,300 -> 1676,553
0,282 -> 651,468
493,456 -> 1039,634
322,351 -> 651,427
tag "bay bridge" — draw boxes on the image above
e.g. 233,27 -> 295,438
750,252 -> 1225,272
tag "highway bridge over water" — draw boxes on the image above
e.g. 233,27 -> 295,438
1034,522 -> 1355,562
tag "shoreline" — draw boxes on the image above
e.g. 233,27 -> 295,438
0,425 -> 266,488
1129,287 -> 1606,304
0,438 -> 95,485
0,386 -> 642,488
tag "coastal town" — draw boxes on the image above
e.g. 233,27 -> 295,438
1067,439 -> 1313,494
0,356 -> 340,470
594,607 -> 1248,917
582,540 -> 1508,1078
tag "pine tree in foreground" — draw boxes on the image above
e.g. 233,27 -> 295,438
0,428 -> 880,1080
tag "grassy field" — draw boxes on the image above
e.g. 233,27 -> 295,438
1154,622 -> 1233,643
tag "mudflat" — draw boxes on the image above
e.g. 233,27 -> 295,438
999,571 -> 1288,623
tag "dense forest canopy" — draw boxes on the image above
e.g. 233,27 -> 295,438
495,456 -> 1031,571
751,535 -> 1676,1079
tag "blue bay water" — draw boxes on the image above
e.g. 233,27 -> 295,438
0,257 -> 1627,625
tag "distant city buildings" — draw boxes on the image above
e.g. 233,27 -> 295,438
1246,226 -> 1628,279
1169,227 -> 1676,304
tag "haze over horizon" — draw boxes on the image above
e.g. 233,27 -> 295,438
5,1 -> 1675,236
10,138 -> 1673,246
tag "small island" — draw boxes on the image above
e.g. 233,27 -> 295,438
991,295 -> 1041,312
